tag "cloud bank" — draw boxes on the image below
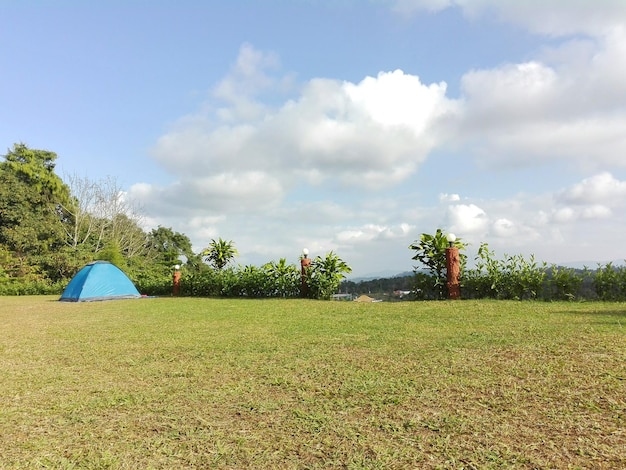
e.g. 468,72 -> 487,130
129,3 -> 626,275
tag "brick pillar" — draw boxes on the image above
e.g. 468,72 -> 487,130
173,269 -> 181,296
300,256 -> 311,298
446,246 -> 461,300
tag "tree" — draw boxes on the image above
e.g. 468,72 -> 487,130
96,241 -> 126,268
90,176 -> 146,257
0,145 -> 72,279
202,238 -> 238,270
409,228 -> 467,299
61,173 -> 101,250
147,226 -> 199,267
0,144 -> 76,284
62,174 -> 148,258
307,251 -> 352,300
2,143 -> 70,200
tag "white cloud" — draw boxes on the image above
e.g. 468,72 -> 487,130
447,203 -> 489,235
344,70 -> 452,131
473,0 -> 626,37
460,62 -> 558,122
439,193 -> 460,202
534,173 -> 626,227
581,205 -> 612,220
336,222 -> 413,244
392,1 -> 626,172
452,41 -> 626,168
188,172 -> 284,208
558,172 -> 626,205
552,207 -> 576,224
213,42 -> 280,102
492,218 -> 515,237
432,172 -> 626,262
141,46 -> 456,224
391,0 -> 626,36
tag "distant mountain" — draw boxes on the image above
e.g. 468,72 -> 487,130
346,259 -> 626,283
347,270 -> 414,282
556,259 -> 626,270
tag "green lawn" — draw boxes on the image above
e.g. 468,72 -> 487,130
1,296 -> 624,469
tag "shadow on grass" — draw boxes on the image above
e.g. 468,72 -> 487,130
559,307 -> 626,327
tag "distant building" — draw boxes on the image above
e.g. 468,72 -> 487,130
393,290 -> 413,299
332,293 -> 353,301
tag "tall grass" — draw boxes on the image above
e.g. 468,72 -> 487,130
1,296 -> 624,469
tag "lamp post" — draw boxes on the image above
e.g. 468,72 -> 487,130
173,264 -> 181,296
445,233 -> 461,300
300,248 -> 311,298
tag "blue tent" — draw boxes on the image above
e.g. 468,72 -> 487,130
59,261 -> 141,302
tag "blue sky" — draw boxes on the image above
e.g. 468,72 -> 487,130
2,0 -> 626,277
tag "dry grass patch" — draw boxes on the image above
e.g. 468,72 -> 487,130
0,296 -> 624,468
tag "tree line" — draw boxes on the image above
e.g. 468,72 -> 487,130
3,143 -> 624,301
0,143 -> 351,299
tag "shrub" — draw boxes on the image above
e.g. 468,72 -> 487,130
464,245 -> 545,300
593,262 -> 626,301
545,265 -> 584,301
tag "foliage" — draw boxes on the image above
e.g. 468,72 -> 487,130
131,268 -> 172,297
263,258 -> 300,298
460,244 -> 622,301
463,244 -> 542,299
201,238 -> 238,270
411,271 -> 441,300
593,262 -> 626,301
0,149 -> 157,288
166,252 -> 347,300
239,264 -> 271,298
182,267 -> 220,297
0,152 -> 69,258
306,251 -> 352,300
464,243 -> 546,300
545,264 -> 584,301
2,143 -> 71,201
96,242 -> 127,268
0,147 -> 193,295
146,226 -> 197,268
409,228 -> 467,299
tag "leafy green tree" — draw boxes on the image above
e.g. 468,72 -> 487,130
307,251 -> 352,300
2,143 -> 70,200
409,228 -> 467,299
0,145 -> 72,282
201,238 -> 238,270
147,226 -> 198,267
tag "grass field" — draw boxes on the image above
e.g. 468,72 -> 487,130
0,296 -> 624,469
